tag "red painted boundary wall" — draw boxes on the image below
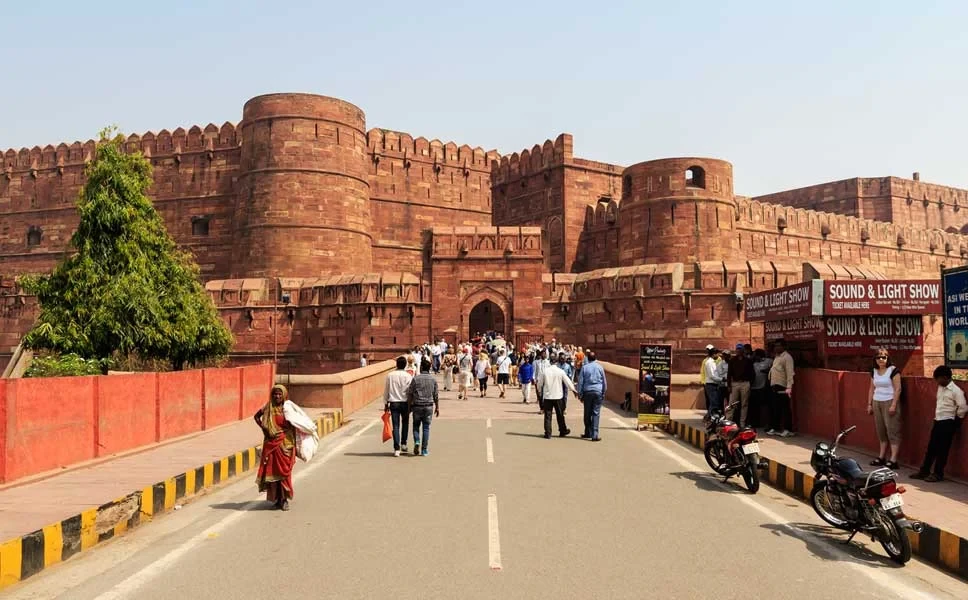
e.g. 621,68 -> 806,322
0,363 -> 274,483
793,368 -> 968,479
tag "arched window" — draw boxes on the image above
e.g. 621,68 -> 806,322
685,166 -> 706,189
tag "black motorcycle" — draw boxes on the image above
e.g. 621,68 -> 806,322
809,425 -> 923,564
703,402 -> 767,493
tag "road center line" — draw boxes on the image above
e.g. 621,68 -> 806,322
94,418 -> 380,600
609,418 -> 937,600
486,418 -> 492,429
486,437 -> 494,463
487,493 -> 502,571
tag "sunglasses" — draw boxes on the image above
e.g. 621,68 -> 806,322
876,356 -> 889,360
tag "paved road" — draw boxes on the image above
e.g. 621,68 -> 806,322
7,378 -> 967,600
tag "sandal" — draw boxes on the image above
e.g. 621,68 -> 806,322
870,457 -> 886,466
885,461 -> 899,470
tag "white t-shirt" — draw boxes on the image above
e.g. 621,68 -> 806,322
871,366 -> 897,402
360,357 -> 367,367
497,355 -> 511,374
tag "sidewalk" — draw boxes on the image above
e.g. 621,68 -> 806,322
0,407 -> 337,543
669,409 -> 968,578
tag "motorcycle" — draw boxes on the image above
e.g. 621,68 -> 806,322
703,402 -> 767,493
809,425 -> 923,565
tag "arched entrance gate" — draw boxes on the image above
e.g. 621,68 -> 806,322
462,288 -> 512,342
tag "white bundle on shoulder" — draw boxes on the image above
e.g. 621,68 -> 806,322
283,400 -> 320,462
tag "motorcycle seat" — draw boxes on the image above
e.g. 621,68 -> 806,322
835,458 -> 872,487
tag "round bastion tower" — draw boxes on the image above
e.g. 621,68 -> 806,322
617,157 -> 735,265
231,93 -> 372,278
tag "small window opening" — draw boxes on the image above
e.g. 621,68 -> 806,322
192,216 -> 210,236
685,166 -> 706,189
26,226 -> 42,247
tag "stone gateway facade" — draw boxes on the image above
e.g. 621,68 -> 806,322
2,92 -> 965,373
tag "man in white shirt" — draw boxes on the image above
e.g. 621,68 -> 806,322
911,365 -> 967,482
457,345 -> 474,401
431,342 -> 442,374
496,349 -> 512,398
384,356 -> 414,457
533,349 -> 552,414
701,347 -> 724,415
539,360 -> 577,438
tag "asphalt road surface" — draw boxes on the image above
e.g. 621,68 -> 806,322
7,382 -> 967,600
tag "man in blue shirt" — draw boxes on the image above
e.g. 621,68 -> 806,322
577,351 -> 608,441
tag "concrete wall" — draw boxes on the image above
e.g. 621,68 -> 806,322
599,361 -> 704,410
793,368 -> 968,479
0,363 -> 274,483
278,359 -> 395,415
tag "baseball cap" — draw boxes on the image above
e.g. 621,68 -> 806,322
735,343 -> 744,350
705,344 -> 715,351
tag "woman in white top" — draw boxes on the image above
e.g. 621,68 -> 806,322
867,349 -> 902,469
475,354 -> 491,397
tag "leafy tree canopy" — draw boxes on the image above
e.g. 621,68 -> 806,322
20,127 -> 233,371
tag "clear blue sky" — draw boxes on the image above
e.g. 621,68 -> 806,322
1,1 -> 965,196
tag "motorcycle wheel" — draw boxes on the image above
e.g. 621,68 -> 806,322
879,514 -> 912,565
742,452 -> 760,493
810,482 -> 849,529
703,439 -> 729,475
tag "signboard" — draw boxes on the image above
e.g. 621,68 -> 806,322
744,281 -> 823,322
823,316 -> 924,356
824,280 -> 942,315
942,266 -> 968,368
638,344 -> 672,427
764,316 -> 825,342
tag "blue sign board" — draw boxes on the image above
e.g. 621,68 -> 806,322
942,266 -> 968,368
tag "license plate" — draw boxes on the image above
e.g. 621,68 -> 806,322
742,443 -> 760,455
880,493 -> 903,510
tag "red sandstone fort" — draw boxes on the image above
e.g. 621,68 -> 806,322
1,92 -> 965,373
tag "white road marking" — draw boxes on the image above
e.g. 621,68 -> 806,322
486,418 -> 492,429
94,418 -> 380,600
487,493 -> 502,571
610,418 -> 939,600
486,437 -> 494,463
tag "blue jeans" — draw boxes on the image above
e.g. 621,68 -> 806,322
412,406 -> 434,451
582,392 -> 603,439
389,403 -> 410,450
704,383 -> 723,415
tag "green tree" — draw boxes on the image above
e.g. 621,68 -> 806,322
20,127 -> 232,371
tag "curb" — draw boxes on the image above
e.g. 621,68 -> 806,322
0,410 -> 343,590
664,420 -> 968,581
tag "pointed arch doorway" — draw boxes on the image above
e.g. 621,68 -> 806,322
469,299 -> 505,337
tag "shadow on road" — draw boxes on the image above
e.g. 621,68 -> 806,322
505,431 -> 547,439
343,452 -> 393,458
669,470 -> 748,494
209,501 -> 276,512
759,522 -> 902,569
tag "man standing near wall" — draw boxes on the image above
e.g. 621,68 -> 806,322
407,358 -> 439,457
384,356 -> 413,457
767,339 -> 795,437
578,351 -> 607,441
701,345 -> 724,415
911,366 -> 967,482
727,343 -> 755,428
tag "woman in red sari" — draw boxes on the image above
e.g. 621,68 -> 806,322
254,384 -> 296,510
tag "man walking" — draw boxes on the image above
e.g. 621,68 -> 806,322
533,349 -> 551,413
496,349 -> 512,398
538,358 -> 576,439
384,356 -> 413,457
577,351 -> 607,441
768,339 -> 795,437
407,358 -> 440,456
727,343 -> 755,427
911,366 -> 967,482
458,345 -> 473,401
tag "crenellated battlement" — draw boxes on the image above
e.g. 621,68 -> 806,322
1,122 -> 240,175
365,128 -> 498,171
736,198 -> 968,257
491,133 -> 573,185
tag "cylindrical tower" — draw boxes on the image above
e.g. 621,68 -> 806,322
617,157 -> 734,265
232,93 -> 372,278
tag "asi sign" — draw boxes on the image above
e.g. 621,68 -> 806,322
942,266 -> 968,368
824,281 -> 942,315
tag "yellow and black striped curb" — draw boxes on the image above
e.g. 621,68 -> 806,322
0,410 -> 343,590
664,419 -> 968,580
